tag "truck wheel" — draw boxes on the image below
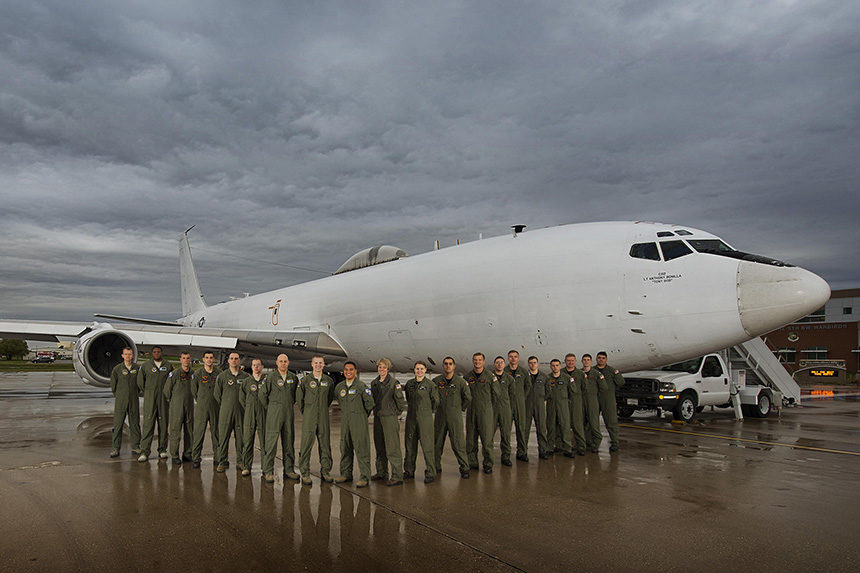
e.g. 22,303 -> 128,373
673,393 -> 697,423
751,392 -> 771,418
617,406 -> 635,418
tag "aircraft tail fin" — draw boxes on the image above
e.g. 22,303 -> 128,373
179,226 -> 207,317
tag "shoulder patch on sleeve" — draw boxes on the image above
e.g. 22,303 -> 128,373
615,370 -> 620,374
365,388 -> 372,395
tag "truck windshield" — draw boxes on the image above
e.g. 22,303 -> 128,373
661,358 -> 702,374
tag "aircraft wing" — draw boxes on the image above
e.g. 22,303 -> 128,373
0,319 -> 346,356
110,323 -> 347,356
0,319 -> 235,349
0,319 -> 96,343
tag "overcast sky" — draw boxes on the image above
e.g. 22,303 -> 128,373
1,0 -> 858,322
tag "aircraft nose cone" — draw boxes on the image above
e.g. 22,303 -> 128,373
737,261 -> 831,337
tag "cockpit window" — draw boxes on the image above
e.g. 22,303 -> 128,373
688,239 -> 735,254
630,243 -> 661,261
688,239 -> 794,267
675,230 -> 693,236
657,231 -> 675,237
660,240 -> 692,261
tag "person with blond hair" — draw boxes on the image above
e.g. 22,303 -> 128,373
371,358 -> 406,486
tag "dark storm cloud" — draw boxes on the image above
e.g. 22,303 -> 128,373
1,0 -> 858,320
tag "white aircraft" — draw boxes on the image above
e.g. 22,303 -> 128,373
0,222 -> 830,388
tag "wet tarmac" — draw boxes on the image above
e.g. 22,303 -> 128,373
1,372 -> 859,572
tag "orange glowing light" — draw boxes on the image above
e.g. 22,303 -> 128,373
810,389 -> 835,397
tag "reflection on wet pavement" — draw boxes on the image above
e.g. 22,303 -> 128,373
1,373 -> 859,570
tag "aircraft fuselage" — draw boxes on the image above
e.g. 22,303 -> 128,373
180,222 -> 829,373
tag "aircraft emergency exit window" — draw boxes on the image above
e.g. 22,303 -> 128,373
629,243 -> 660,261
660,240 -> 692,261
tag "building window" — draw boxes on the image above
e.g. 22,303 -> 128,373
844,307 -> 853,315
797,307 -> 826,323
803,347 -> 828,360
777,348 -> 796,363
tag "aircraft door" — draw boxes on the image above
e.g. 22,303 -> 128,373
622,269 -> 665,366
622,269 -> 662,322
387,329 -> 417,365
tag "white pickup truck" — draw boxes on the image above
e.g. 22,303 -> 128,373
616,353 -> 776,422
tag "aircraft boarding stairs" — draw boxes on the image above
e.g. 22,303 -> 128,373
723,336 -> 801,406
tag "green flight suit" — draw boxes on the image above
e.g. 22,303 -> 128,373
582,367 -> 602,448
594,364 -> 625,448
371,374 -> 407,480
524,370 -> 550,456
110,361 -> 141,453
505,365 -> 531,458
463,369 -> 500,470
491,371 -> 515,464
565,368 -> 587,454
240,374 -> 267,471
261,369 -> 299,476
297,373 -> 335,477
546,372 -> 572,454
137,358 -> 173,457
163,366 -> 194,460
404,376 -> 439,479
335,377 -> 375,481
191,366 -> 221,463
215,368 -> 250,466
433,374 -> 471,473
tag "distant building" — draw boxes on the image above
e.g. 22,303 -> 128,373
766,288 -> 859,382
55,341 -> 74,360
24,341 -> 74,361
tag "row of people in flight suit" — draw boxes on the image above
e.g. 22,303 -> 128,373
109,346 -> 625,487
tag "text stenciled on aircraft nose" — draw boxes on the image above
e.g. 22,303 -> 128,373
737,261 -> 831,337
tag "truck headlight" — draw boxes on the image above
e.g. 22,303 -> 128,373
658,382 -> 676,392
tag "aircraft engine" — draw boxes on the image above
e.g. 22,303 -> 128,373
74,328 -> 137,388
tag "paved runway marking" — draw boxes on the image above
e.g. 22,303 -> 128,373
621,423 -> 860,456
